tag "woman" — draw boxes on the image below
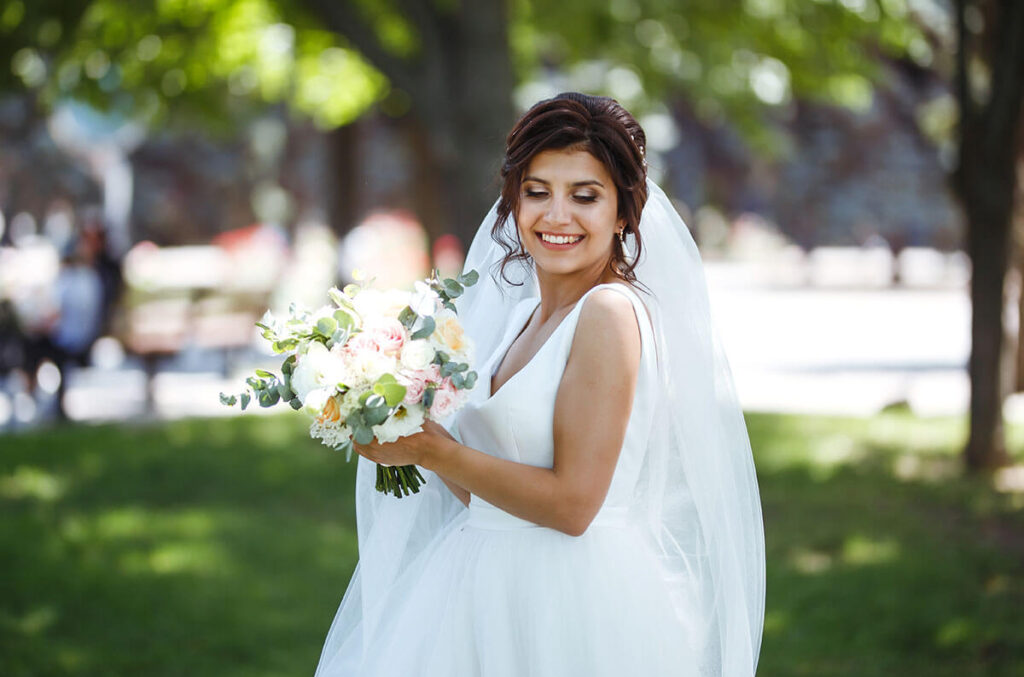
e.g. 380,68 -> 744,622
314,92 -> 765,677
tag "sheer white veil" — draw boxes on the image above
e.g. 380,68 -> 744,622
314,177 -> 765,677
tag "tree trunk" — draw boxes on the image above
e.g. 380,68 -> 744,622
326,120 -> 362,238
303,0 -> 515,250
953,0 -> 1024,471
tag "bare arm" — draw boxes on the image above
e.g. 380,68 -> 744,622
356,289 -> 642,536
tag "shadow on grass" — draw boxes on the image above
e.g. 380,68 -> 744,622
2,411 -> 1023,676
747,411 -> 1024,677
0,415 -> 359,677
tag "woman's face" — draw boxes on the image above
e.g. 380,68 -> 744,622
516,148 -> 624,279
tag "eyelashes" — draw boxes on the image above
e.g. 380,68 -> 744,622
523,190 -> 597,203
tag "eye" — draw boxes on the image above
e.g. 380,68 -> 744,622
574,195 -> 597,203
524,190 -> 547,199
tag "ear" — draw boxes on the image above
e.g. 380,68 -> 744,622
616,216 -> 626,234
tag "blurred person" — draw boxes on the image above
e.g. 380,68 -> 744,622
23,232 -> 104,420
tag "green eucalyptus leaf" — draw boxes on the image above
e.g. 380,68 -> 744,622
337,438 -> 354,462
373,374 -> 407,407
410,316 -> 435,341
457,269 -> 479,286
442,279 -> 463,298
423,386 -> 436,409
258,389 -> 280,407
463,371 -> 478,389
316,316 -> 338,337
255,368 -> 274,378
219,392 -> 237,406
398,306 -> 417,329
343,283 -> 361,298
353,424 -> 374,446
450,372 -> 465,389
289,397 -> 303,410
240,392 -> 251,410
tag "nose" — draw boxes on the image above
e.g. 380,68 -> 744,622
545,195 -> 571,226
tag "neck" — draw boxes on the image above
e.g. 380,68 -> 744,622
533,259 -> 621,322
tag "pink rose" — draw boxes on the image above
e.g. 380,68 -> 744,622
398,372 -> 427,405
428,377 -> 460,420
365,317 -> 407,356
345,331 -> 382,354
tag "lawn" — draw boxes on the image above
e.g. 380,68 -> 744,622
1,411 -> 1022,676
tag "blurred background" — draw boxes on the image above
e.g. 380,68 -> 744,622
1,0 -> 1022,675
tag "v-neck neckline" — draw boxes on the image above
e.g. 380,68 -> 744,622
486,283 -> 622,402
487,298 -> 543,401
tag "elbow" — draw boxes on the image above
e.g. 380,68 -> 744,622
552,500 -> 598,537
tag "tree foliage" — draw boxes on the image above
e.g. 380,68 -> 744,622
1,0 -> 389,133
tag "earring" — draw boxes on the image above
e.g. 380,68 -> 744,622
618,228 -> 629,260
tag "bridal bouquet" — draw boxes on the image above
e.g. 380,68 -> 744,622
220,269 -> 479,497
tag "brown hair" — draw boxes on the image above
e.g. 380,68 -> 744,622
493,92 -> 649,286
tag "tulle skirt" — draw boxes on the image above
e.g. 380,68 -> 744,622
315,500 -> 699,677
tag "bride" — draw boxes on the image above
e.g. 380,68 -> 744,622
314,92 -> 765,677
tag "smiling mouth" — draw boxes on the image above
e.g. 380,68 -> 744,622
537,232 -> 585,245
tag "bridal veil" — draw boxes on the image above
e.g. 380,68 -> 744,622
315,177 -> 765,677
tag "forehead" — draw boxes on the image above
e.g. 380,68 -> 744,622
523,148 -> 613,185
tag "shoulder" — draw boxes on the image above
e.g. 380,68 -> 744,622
569,285 -> 642,368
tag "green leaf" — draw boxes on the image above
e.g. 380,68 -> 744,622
442,278 -> 463,298
276,382 -> 293,400
316,316 -> 338,337
258,389 -> 280,407
337,438 -> 354,462
363,403 -> 389,427
422,386 -> 436,409
450,372 -> 465,389
281,354 -> 296,375
373,374 -> 407,407
440,362 -> 457,378
410,316 -> 435,340
433,350 -> 449,364
352,424 -> 374,445
219,392 -> 237,406
240,392 -> 251,410
463,371 -> 478,389
398,306 -> 417,329
343,283 -> 361,298
255,368 -> 275,378
457,269 -> 479,286
288,397 -> 303,410
334,308 -> 355,330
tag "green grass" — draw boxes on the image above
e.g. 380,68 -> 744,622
1,411 -> 1022,676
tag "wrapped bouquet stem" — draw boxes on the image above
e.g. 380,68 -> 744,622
221,269 -> 479,497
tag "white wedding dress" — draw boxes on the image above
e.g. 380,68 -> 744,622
316,282 -> 700,676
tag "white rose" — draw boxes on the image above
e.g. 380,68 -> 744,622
372,403 -> 426,444
410,280 -> 440,317
292,342 -> 349,401
350,350 -> 396,383
303,387 -> 331,416
399,339 -> 436,371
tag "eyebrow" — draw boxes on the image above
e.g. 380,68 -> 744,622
522,175 -> 605,188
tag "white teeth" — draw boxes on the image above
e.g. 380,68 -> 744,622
541,233 -> 582,244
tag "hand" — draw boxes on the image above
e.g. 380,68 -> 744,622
352,420 -> 455,468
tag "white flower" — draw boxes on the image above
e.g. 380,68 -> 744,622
399,339 -> 436,371
292,342 -> 350,402
410,281 -> 440,317
349,349 -> 396,384
372,403 -> 426,444
302,387 -> 331,416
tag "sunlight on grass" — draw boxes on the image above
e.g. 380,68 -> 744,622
2,412 -> 1022,677
0,465 -> 67,502
841,535 -> 900,566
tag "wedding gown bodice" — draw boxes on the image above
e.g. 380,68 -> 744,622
456,282 -> 658,529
